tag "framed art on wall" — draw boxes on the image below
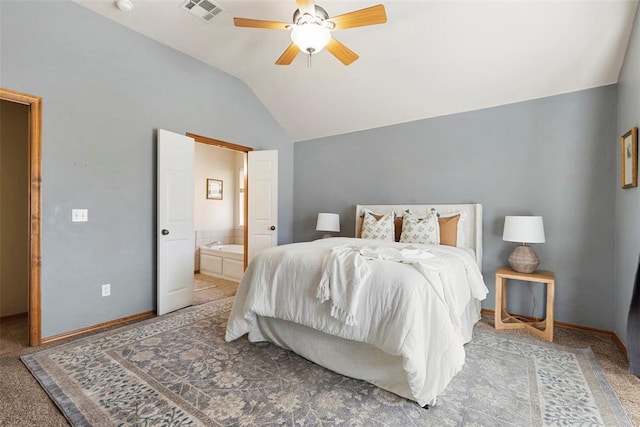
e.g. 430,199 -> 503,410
207,179 -> 223,200
621,127 -> 638,189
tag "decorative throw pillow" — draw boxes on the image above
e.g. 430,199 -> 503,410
360,213 -> 403,241
392,216 -> 403,242
400,209 -> 440,245
441,211 -> 467,247
438,213 -> 461,247
361,211 -> 396,241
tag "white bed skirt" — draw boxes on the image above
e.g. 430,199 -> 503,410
254,298 -> 482,404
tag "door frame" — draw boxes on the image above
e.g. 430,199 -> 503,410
0,88 -> 42,346
186,133 -> 252,268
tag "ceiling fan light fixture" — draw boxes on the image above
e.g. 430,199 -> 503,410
291,24 -> 331,54
234,2 -> 386,66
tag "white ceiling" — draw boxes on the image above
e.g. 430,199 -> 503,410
74,0 -> 638,142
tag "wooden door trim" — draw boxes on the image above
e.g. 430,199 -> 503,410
187,133 -> 252,269
187,133 -> 253,153
0,87 -> 42,346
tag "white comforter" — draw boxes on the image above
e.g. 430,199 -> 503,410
225,237 -> 488,406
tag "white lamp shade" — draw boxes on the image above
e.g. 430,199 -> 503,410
503,216 -> 545,243
291,24 -> 331,54
316,213 -> 340,232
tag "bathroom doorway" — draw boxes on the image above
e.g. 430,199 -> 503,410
187,133 -> 250,305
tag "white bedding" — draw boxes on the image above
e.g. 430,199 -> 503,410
225,237 -> 488,406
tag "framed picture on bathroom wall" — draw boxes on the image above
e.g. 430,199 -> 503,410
207,179 -> 223,200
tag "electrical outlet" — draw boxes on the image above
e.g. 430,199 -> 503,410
72,209 -> 88,222
101,283 -> 111,297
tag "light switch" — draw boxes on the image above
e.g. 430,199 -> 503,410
72,209 -> 88,222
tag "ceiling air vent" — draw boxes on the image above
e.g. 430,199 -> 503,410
181,0 -> 224,22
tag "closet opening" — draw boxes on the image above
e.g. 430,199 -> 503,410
0,88 -> 42,347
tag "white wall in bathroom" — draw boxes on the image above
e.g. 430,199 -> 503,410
194,143 -> 238,232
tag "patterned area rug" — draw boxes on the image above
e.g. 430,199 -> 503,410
22,298 -> 632,426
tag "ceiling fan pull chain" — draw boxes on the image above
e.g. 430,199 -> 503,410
307,53 -> 312,68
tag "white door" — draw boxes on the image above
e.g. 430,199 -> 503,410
157,129 -> 195,315
248,150 -> 278,263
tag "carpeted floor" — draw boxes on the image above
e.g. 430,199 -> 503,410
478,315 -> 640,425
17,300 -> 636,426
0,273 -> 239,426
1,282 -> 639,426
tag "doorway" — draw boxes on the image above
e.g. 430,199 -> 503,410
192,143 -> 246,304
187,133 -> 252,306
0,88 -> 42,347
157,131 -> 277,314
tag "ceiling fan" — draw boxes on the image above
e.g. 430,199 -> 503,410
233,0 -> 387,66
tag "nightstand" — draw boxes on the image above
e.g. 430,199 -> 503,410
495,267 -> 555,342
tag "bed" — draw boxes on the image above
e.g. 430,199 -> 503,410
226,203 -> 488,406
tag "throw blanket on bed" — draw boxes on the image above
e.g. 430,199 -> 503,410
316,245 -> 372,325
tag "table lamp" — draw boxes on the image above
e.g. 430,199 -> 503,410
316,213 -> 340,238
502,216 -> 545,273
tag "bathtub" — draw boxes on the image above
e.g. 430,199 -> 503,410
199,244 -> 245,282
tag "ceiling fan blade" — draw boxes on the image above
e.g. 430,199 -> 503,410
329,4 -> 387,30
296,0 -> 316,16
276,43 -> 301,65
233,17 -> 290,30
325,38 -> 359,66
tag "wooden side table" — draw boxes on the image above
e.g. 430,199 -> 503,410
495,267 -> 555,342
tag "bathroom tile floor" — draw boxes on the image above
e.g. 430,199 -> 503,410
0,274 -> 238,355
193,273 -> 238,305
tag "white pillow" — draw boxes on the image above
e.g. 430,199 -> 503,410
361,210 -> 395,241
400,209 -> 440,245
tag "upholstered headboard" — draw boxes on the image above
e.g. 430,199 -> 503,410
355,203 -> 483,270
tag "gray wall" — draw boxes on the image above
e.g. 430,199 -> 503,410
615,7 -> 640,344
0,1 -> 293,337
294,86 -> 618,330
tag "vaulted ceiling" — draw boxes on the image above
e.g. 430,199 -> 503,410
74,0 -> 638,142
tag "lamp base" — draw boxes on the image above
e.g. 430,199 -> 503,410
508,245 -> 539,273
322,232 -> 333,239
